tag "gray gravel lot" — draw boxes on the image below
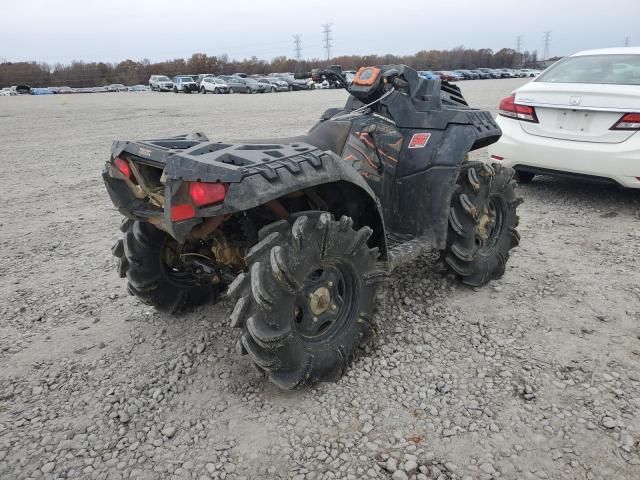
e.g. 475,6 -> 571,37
1,78 -> 639,480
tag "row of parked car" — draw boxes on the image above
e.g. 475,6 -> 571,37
149,73 -> 314,94
0,84 -> 150,96
418,68 -> 541,81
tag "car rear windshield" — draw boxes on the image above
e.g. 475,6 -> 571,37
536,54 -> 640,85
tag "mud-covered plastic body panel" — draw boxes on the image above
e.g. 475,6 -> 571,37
104,134 -> 385,243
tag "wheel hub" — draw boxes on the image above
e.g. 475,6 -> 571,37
309,286 -> 331,316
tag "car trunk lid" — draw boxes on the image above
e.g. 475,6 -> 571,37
515,82 -> 640,143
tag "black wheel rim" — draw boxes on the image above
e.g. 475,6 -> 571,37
293,262 -> 358,341
476,196 -> 505,253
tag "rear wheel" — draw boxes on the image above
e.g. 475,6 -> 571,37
112,219 -> 220,313
173,87 -> 178,94
200,86 -> 206,94
228,212 -> 382,389
515,170 -> 535,184
441,162 -> 521,287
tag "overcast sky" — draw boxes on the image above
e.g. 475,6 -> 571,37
1,0 -> 638,64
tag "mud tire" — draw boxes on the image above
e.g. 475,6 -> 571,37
228,212 -> 381,389
112,219 -> 219,313
441,162 -> 521,287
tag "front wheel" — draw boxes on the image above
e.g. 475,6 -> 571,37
112,220 -> 220,312
441,162 -> 521,287
173,87 -> 178,93
229,88 -> 235,94
200,87 -> 206,94
228,213 -> 381,389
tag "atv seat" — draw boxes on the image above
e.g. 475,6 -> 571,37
239,119 -> 352,156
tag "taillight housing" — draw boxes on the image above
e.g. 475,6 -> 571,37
114,156 -> 134,181
498,94 -> 538,123
170,181 -> 228,222
189,182 -> 228,207
610,113 -> 640,130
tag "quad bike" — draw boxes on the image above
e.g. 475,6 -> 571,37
103,65 -> 520,389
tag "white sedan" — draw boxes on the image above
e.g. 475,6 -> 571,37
489,47 -> 640,188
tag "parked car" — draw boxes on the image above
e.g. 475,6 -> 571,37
477,68 -> 501,79
130,85 -> 149,92
497,68 -> 517,78
173,76 -> 199,93
31,87 -> 54,95
226,77 -> 255,94
149,75 -> 173,92
258,77 -> 288,92
0,88 -> 14,96
108,84 -> 127,92
417,70 -> 439,80
518,69 -> 542,77
276,76 -> 310,91
471,69 -> 491,79
489,47 -> 640,188
433,71 -> 462,81
454,69 -> 479,80
200,77 -> 230,94
58,86 -> 76,94
245,78 -> 269,93
196,74 -> 216,84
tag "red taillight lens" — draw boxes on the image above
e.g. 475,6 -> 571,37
611,113 -> 640,130
188,182 -> 228,207
171,204 -> 196,222
498,94 -> 538,123
114,157 -> 133,180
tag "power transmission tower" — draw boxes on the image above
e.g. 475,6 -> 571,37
516,35 -> 522,53
543,31 -> 551,60
293,34 -> 302,61
624,36 -> 630,47
322,23 -> 333,61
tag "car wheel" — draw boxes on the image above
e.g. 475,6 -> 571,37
288,85 -> 294,92
214,88 -> 220,94
272,87 -> 277,93
173,87 -> 178,93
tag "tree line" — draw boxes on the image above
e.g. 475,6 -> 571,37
0,47 -> 539,88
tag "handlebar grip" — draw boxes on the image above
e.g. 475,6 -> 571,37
294,72 -> 311,79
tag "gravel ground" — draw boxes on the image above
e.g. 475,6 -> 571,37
1,78 -> 639,480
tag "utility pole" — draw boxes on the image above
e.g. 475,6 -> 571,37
624,36 -> 630,47
293,34 -> 302,61
322,23 -> 333,61
543,31 -> 551,60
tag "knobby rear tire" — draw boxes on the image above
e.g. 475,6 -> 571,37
227,212 -> 383,389
112,219 -> 219,313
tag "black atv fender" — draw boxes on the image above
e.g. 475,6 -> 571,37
163,147 -> 388,257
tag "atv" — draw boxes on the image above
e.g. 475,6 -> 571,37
103,65 -> 520,389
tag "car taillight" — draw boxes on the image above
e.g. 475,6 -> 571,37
610,113 -> 640,130
188,182 -> 228,207
114,156 -> 134,180
498,94 -> 538,123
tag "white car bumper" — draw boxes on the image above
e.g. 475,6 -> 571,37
489,116 -> 640,188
